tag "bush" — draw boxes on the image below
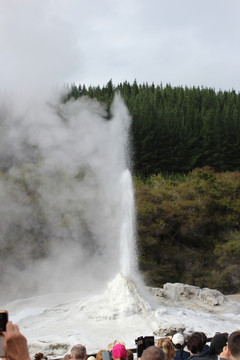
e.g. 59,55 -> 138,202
135,168 -> 240,293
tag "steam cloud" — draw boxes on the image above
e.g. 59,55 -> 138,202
0,1 -> 136,303
0,90 -> 135,302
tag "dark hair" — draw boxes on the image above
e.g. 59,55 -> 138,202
174,344 -> 182,350
35,353 -> 44,360
187,333 -> 204,354
200,333 -> 207,345
228,331 -> 240,358
210,333 -> 228,355
126,349 -> 134,360
35,354 -> 47,360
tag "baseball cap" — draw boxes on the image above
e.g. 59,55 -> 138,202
172,333 -> 185,346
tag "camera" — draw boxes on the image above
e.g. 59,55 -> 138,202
135,336 -> 154,358
0,310 -> 8,358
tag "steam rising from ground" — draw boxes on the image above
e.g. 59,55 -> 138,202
0,0 -> 139,303
0,91 -> 137,302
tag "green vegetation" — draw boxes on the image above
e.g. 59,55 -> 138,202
134,167 -> 240,294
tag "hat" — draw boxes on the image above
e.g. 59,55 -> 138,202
107,340 -> 126,352
112,344 -> 127,360
210,333 -> 228,355
172,333 -> 185,346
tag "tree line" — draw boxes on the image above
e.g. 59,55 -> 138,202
67,80 -> 240,176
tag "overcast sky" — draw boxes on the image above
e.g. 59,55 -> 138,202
1,0 -> 240,91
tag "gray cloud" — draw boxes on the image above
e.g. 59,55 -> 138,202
1,0 -> 239,91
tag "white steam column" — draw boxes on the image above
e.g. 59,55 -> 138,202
119,169 -> 137,277
109,93 -> 138,278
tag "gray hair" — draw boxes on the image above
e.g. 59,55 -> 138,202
141,346 -> 166,360
71,345 -> 87,360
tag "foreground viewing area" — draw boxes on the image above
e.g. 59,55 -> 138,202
3,325 -> 240,360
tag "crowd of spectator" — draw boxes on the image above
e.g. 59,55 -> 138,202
1,321 -> 240,360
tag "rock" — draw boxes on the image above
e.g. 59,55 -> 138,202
153,325 -> 186,337
148,287 -> 166,298
198,288 -> 225,306
163,283 -> 201,299
147,282 -> 229,313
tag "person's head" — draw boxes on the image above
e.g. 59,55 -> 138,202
187,333 -> 204,355
112,344 -> 127,360
156,339 -> 175,360
141,346 -> 166,360
96,350 -> 107,360
34,353 -> 45,360
71,345 -> 87,360
200,333 -> 208,346
108,341 -> 126,352
126,350 -> 134,360
210,333 -> 228,355
227,331 -> 240,360
63,355 -> 71,360
221,345 -> 230,360
172,334 -> 185,350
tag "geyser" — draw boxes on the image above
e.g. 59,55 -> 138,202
0,91 -> 137,302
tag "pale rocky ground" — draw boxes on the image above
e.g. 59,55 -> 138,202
145,282 -> 240,337
147,282 -> 240,314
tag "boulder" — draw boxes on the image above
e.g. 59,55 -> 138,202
147,282 -> 229,312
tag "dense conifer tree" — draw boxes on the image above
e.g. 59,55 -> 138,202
68,81 -> 240,176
